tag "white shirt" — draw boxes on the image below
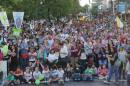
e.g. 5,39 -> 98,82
60,34 -> 69,41
58,70 -> 64,78
47,53 -> 58,62
42,70 -> 50,78
33,71 -> 41,79
80,53 -> 87,60
29,52 -> 37,62
60,45 -> 68,58
24,72 -> 32,81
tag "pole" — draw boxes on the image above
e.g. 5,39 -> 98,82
113,0 -> 115,15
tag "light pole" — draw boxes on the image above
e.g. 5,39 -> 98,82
112,0 -> 116,15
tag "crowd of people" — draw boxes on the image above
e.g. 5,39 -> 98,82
0,12 -> 130,86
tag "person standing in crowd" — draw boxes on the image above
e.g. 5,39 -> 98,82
59,42 -> 68,69
28,48 -> 37,64
19,39 -> 29,69
37,45 -> 44,63
104,48 -> 120,84
118,47 -> 127,79
47,49 -> 58,66
126,54 -> 130,86
84,39 -> 93,59
70,42 -> 78,67
8,45 -> 18,71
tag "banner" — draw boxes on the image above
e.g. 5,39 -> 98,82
13,27 -> 22,37
117,2 -> 126,14
0,12 -> 9,27
13,12 -> 24,28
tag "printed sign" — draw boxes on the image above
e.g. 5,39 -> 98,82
0,12 -> 9,27
13,12 -> 24,28
118,2 -> 126,14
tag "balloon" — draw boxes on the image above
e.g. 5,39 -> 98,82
35,79 -> 40,86
39,75 -> 44,81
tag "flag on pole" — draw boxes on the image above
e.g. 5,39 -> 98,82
115,16 -> 123,28
0,12 -> 9,27
13,12 -> 24,29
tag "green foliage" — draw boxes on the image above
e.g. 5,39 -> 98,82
0,0 -> 83,20
90,5 -> 98,16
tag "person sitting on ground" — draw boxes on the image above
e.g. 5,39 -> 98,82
65,63 -> 73,81
98,65 -> 108,80
48,65 -> 60,85
11,67 -> 27,84
72,64 -> 81,81
41,64 -> 50,83
92,64 -> 98,77
33,67 -> 41,81
83,65 -> 95,81
57,67 -> 64,85
24,67 -> 33,84
6,71 -> 16,86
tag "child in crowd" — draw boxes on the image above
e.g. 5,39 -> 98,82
92,65 -> 98,77
98,65 -> 108,80
48,66 -> 60,85
58,67 -> 64,85
24,67 -> 33,84
72,64 -> 81,81
65,63 -> 73,81
41,64 -> 50,83
33,67 -> 41,81
6,71 -> 16,86
83,65 -> 96,81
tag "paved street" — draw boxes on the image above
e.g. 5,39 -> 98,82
18,81 -> 127,86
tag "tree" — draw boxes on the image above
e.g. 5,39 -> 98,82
0,0 -> 83,20
90,5 -> 98,16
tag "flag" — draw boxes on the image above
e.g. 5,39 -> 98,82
13,27 -> 22,37
13,12 -> 24,28
116,16 -> 123,28
80,16 -> 85,21
0,12 -> 9,27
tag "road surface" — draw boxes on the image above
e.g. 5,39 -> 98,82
18,81 -> 127,86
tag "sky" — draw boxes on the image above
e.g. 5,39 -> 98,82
79,0 -> 92,7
